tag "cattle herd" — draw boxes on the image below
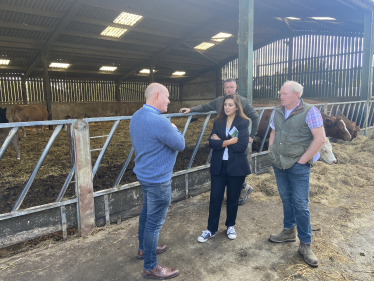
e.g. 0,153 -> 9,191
0,103 -> 364,166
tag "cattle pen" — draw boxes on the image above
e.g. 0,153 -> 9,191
1,0 -> 374,280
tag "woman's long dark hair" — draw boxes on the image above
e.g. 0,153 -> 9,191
214,94 -> 250,124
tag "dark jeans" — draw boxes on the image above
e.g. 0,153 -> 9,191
207,161 -> 245,233
272,163 -> 312,244
138,180 -> 171,271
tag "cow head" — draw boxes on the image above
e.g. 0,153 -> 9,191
323,115 -> 351,141
319,137 -> 337,164
0,107 -> 9,123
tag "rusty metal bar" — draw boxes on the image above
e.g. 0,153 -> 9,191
12,125 -> 63,212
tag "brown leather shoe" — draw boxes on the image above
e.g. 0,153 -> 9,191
143,264 -> 179,279
137,244 -> 167,259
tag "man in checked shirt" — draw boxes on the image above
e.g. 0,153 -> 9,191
267,81 -> 325,267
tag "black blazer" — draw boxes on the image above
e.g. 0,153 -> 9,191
209,116 -> 251,177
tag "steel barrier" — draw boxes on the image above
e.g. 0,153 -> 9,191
1,101 -> 374,248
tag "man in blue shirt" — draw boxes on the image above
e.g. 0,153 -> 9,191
130,83 -> 185,279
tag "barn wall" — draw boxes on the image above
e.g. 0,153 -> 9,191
1,101 -> 182,121
181,71 -> 218,101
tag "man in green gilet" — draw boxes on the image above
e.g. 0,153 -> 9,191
179,78 -> 259,205
268,81 -> 326,267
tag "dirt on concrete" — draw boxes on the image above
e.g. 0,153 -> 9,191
1,134 -> 374,280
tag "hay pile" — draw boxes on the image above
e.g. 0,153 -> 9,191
247,133 -> 374,204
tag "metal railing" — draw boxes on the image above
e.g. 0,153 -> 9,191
1,101 -> 374,246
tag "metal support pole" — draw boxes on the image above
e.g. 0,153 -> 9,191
361,11 -> 374,135
73,119 -> 95,236
61,206 -> 67,241
238,0 -> 254,104
287,37 -> 293,81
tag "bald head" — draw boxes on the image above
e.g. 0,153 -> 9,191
145,83 -> 167,100
145,83 -> 170,113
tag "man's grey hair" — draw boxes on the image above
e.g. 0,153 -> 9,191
224,78 -> 237,85
283,80 -> 304,97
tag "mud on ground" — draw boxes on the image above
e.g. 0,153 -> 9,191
1,133 -> 374,280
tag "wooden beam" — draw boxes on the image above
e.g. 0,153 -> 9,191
69,16 -> 181,39
58,30 -> 167,48
180,54 -> 238,83
21,77 -> 28,105
41,54 -> 52,119
118,16 -> 236,81
82,0 -> 197,28
24,0 -> 84,78
215,67 -> 222,98
0,21 -> 54,33
0,3 -> 65,18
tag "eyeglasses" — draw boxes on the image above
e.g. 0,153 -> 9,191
224,86 -> 236,89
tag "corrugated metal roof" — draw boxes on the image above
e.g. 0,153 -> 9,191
0,0 -> 369,80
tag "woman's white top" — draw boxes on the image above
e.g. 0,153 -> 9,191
222,127 -> 229,160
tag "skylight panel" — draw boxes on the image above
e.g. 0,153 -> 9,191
114,12 -> 143,26
49,63 -> 71,68
172,71 -> 186,76
310,17 -> 336,21
0,59 -> 10,65
101,27 -> 128,38
139,69 -> 157,74
286,17 -> 301,20
100,66 -> 117,71
211,32 -> 233,42
194,42 -> 215,50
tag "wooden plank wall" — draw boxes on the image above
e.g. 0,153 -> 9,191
0,79 -> 179,104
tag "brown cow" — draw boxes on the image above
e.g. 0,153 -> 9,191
330,108 -> 360,140
0,107 -> 21,160
255,108 -> 351,141
11,105 -> 49,137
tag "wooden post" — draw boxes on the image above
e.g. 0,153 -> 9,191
238,0 -> 254,104
73,119 -> 95,236
287,37 -> 293,81
215,67 -> 222,98
21,77 -> 28,104
361,11 -> 374,136
115,80 -> 121,102
41,53 -> 53,129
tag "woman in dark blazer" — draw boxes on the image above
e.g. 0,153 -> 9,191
198,94 -> 251,243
